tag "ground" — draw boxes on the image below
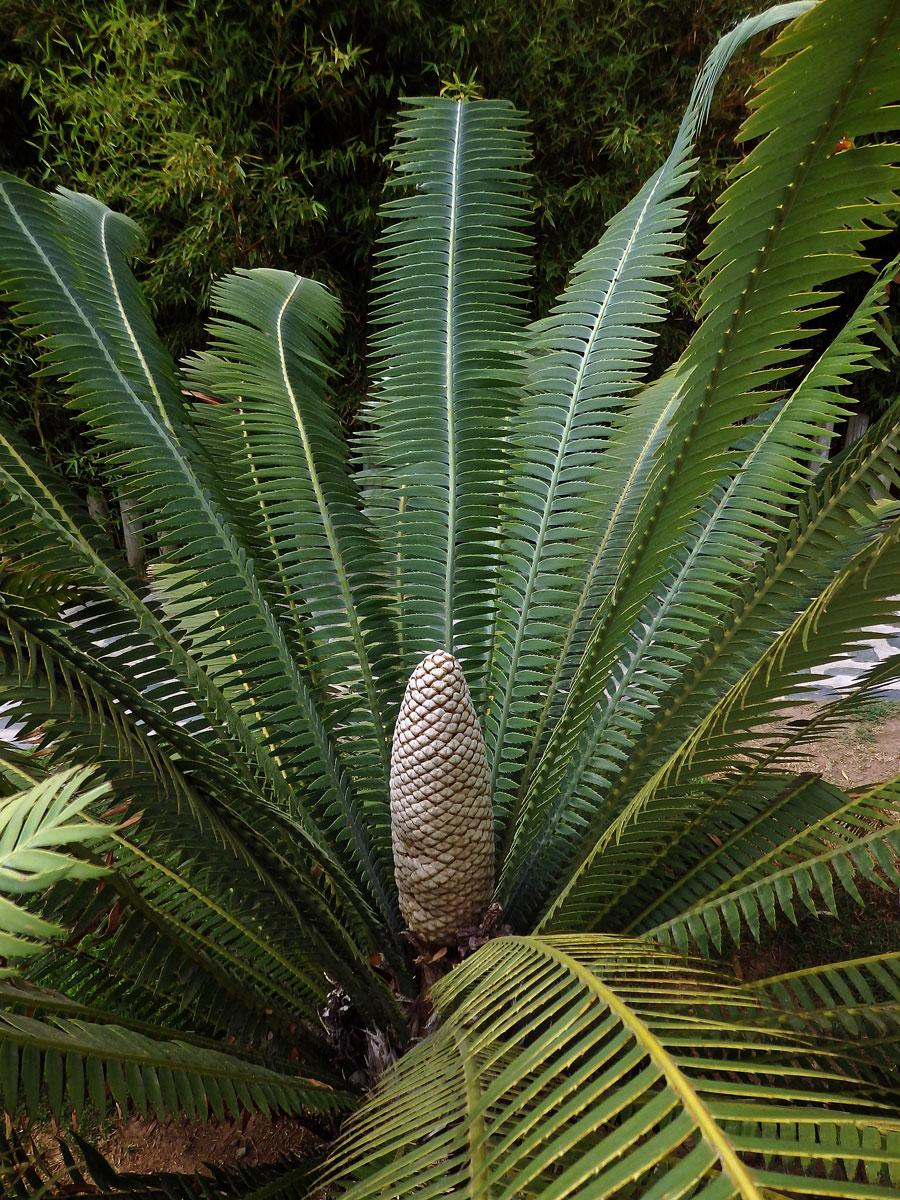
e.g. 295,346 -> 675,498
775,699 -> 900,788
12,700 -> 900,1188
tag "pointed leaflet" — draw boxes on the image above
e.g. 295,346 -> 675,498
486,2 -> 815,846
512,0 -> 900,914
183,269 -> 399,881
319,935 -> 900,1198
507,258 -> 900,920
0,768 -> 109,968
363,98 -> 532,693
0,177 -> 396,927
747,952 -> 900,1081
0,418 -> 376,934
0,611 -> 402,1023
0,1008 -> 349,1124
538,484 -> 900,934
646,777 -> 900,959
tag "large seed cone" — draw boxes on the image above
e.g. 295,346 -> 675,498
390,650 -> 495,944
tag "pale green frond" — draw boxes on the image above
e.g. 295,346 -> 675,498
747,953 -> 900,1086
544,251 -> 900,831
0,611 -> 406,1024
320,935 -> 900,1198
363,97 -> 532,694
517,0 -> 900,903
588,508 -> 900,931
0,767 -> 110,973
486,3 -> 813,848
0,416 -> 312,823
527,402 -> 900,931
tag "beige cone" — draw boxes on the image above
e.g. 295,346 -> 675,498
390,650 -> 495,944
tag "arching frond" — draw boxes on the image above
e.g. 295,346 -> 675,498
183,269 -> 400,889
486,2 -> 815,848
321,935 -> 900,1198
515,0 -> 900,909
0,1007 -> 349,1126
747,952 -> 900,1088
0,178 -> 395,926
528,397 -> 900,932
645,771 -> 900,956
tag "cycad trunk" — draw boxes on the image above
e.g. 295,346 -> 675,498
390,650 -> 494,944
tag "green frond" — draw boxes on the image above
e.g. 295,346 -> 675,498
0,1007 -> 349,1126
0,746 -> 42,795
320,934 -> 900,1198
645,772 -> 900,956
513,0 -> 900,917
183,268 -> 400,888
0,597 -> 363,917
545,506 -> 900,937
747,952 -> 900,1086
3,1 -> 900,1192
362,97 -> 532,694
0,414 -> 315,833
486,3 -> 813,850
526,398 -> 900,932
0,177 -> 396,928
582,249 -> 900,783
0,613 -> 402,1030
0,767 -> 110,971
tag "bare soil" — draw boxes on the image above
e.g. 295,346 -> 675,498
95,1112 -> 320,1177
773,700 -> 900,788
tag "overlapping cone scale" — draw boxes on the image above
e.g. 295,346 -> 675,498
390,650 -> 495,944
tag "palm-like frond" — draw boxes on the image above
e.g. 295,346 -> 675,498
0,771 -> 350,1125
0,1005 -> 348,1125
644,771 -> 900,954
362,97 -> 532,694
504,0 -> 900,925
2,0 -> 900,1194
486,2 -> 816,849
747,952 -> 900,1087
0,767 -> 109,970
183,269 -> 401,891
321,935 -> 900,1198
0,179 -> 395,927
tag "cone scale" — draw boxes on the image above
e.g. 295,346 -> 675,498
390,651 -> 495,944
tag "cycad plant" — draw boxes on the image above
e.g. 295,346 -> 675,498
3,0 -> 900,1194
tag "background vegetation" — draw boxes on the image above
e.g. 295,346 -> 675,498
2,0 -> 897,501
0,0 -> 757,475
